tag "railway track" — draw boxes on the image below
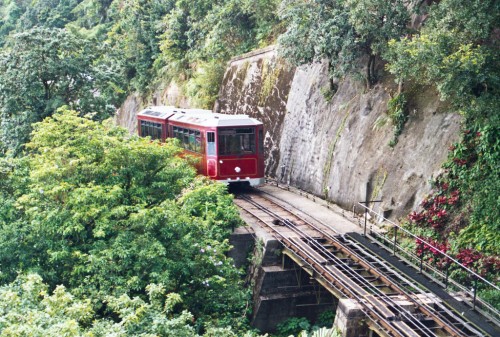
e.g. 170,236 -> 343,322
234,191 -> 487,337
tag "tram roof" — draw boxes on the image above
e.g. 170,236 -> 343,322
138,106 -> 262,127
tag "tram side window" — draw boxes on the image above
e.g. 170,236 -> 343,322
218,127 -> 256,155
171,126 -> 202,153
140,121 -> 162,140
173,126 -> 182,143
195,131 -> 201,152
183,129 -> 189,149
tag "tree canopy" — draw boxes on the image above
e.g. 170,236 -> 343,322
278,0 -> 409,87
0,273 -> 257,337
0,110 -> 250,333
385,0 -> 500,254
0,27 -> 125,154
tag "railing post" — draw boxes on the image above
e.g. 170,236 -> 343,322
364,208 -> 368,236
392,226 -> 398,256
473,276 -> 478,311
419,241 -> 424,274
445,263 -> 450,289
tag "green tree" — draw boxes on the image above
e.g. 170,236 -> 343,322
15,0 -> 81,31
0,109 -> 248,330
0,273 -> 250,336
158,0 -> 269,107
0,27 -> 125,154
107,0 -> 175,91
278,0 -> 409,87
0,0 -> 28,45
344,0 -> 409,86
72,0 -> 114,29
0,274 -> 94,336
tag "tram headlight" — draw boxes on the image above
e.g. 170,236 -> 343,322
235,166 -> 241,173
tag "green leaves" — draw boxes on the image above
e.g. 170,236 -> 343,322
0,27 -> 125,154
0,109 -> 250,333
387,0 -> 500,255
385,0 -> 500,105
278,0 -> 409,84
0,274 -> 94,336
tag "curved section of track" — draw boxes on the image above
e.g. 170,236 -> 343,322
235,192 -> 486,337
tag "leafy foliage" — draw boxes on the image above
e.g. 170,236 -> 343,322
0,27 -> 125,154
389,0 -> 500,257
387,93 -> 408,147
0,273 -> 258,336
185,61 -> 227,109
0,274 -> 94,336
278,0 -> 409,86
277,317 -> 311,337
106,0 -> 175,91
0,0 -> 282,130
0,0 -> 499,334
157,0 -> 280,107
0,110 -> 249,332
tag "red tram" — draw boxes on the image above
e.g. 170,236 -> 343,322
137,106 -> 265,186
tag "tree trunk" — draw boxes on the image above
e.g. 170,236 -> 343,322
367,54 -> 376,88
327,60 -> 338,95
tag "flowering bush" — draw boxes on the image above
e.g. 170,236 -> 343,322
415,236 -> 500,283
415,237 -> 451,269
408,185 -> 459,230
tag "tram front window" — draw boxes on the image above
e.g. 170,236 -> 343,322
218,127 -> 256,155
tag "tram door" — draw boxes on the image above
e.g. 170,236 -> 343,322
206,131 -> 217,177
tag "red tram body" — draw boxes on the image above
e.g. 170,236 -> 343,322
137,106 -> 265,186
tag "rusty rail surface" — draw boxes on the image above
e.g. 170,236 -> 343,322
234,192 -> 487,337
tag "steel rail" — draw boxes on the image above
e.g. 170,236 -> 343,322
281,210 -> 484,337
236,193 -> 486,337
282,221 -> 440,337
237,195 -> 432,337
251,189 -> 486,337
235,197 -> 400,337
237,197 -> 432,337
342,238 -> 483,337
240,195 -> 445,337
287,220 -> 481,337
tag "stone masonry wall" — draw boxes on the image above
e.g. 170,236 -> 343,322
216,46 -> 296,177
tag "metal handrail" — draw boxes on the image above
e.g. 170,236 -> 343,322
356,201 -> 500,330
370,227 -> 500,327
356,202 -> 499,291
241,193 -> 486,336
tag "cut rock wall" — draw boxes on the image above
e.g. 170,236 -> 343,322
216,46 -> 296,177
216,47 -> 461,220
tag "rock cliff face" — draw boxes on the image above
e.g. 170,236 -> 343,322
216,47 -> 461,220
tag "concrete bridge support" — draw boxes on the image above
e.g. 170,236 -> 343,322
333,294 -> 442,337
251,264 -> 337,331
230,226 -> 337,333
334,299 -> 369,337
228,222 -> 443,335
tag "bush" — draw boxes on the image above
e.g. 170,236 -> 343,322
276,317 -> 311,337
